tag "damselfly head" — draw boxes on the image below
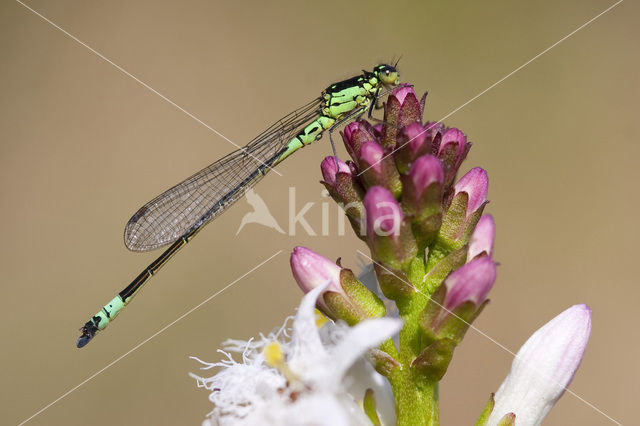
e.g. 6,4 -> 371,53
374,64 -> 400,87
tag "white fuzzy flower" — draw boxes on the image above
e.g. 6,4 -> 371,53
191,284 -> 401,426
486,304 -> 592,426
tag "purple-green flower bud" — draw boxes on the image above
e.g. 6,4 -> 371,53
412,156 -> 444,193
290,246 -> 385,324
401,155 -> 445,249
424,121 -> 445,139
437,128 -> 471,188
359,141 -> 384,176
406,155 -> 444,212
443,256 -> 496,311
364,186 -> 403,238
438,167 -> 489,251
320,156 -> 366,238
393,84 -> 418,106
320,156 -> 351,186
394,121 -> 444,173
290,246 -> 343,297
363,186 -> 417,270
419,256 -> 496,343
381,85 -> 423,148
467,214 -> 495,261
455,167 -> 488,218
358,141 -> 402,196
342,121 -> 378,162
404,122 -> 430,154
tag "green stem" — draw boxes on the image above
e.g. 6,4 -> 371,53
387,354 -> 439,425
384,289 -> 439,425
375,251 -> 447,424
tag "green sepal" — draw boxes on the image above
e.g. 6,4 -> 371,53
420,300 -> 474,344
322,172 -> 366,239
457,299 -> 490,341
340,269 -> 386,318
373,263 -> 415,300
385,156 -> 403,199
497,413 -> 516,426
458,203 -> 486,245
412,338 -> 456,381
419,285 -> 489,344
335,170 -> 365,204
402,178 -> 443,219
438,192 -> 468,242
370,220 -> 417,272
380,89 -> 422,150
418,284 -> 446,343
367,348 -> 401,376
439,139 -> 471,189
437,192 -> 486,252
363,389 -> 381,426
475,393 -> 495,426
439,142 -> 462,184
401,176 -> 444,252
323,292 -> 364,326
406,256 -> 426,288
419,91 -> 428,116
423,245 -> 467,294
398,97 -> 422,130
321,172 -> 365,216
380,95 -> 401,149
412,214 -> 443,254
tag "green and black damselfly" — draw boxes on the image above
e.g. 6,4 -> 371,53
77,64 -> 400,347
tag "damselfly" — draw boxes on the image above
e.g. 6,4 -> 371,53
77,64 -> 400,347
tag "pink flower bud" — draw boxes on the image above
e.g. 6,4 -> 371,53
320,156 -> 351,187
342,121 -> 377,161
436,128 -> 469,187
454,167 -> 489,218
363,186 -> 403,238
390,84 -> 419,107
467,214 -> 495,261
424,121 -> 445,139
409,155 -> 444,199
290,246 -> 343,295
402,122 -> 430,155
359,141 -> 384,174
487,304 -> 592,425
443,256 -> 496,311
437,128 -> 466,159
343,121 -> 362,144
380,85 -> 423,149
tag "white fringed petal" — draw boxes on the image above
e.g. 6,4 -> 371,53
192,283 -> 401,426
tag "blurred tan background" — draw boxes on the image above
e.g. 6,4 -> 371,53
1,0 -> 637,424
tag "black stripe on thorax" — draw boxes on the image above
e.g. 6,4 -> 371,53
325,71 -> 374,95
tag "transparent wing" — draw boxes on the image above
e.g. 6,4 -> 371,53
124,98 -> 322,252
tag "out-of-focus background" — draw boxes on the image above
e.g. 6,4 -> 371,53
1,0 -> 636,424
